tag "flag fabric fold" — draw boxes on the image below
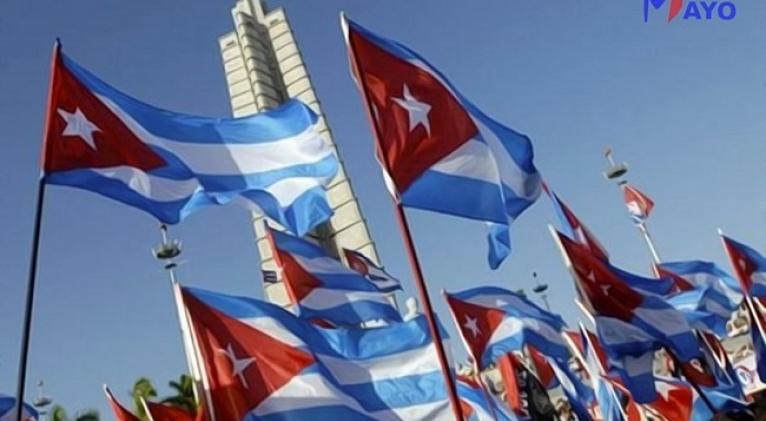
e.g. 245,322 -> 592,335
445,286 -> 569,368
622,184 -> 654,224
268,227 -> 401,325
544,185 -> 609,262
720,235 -> 766,298
43,47 -> 338,236
343,16 -> 541,269
343,248 -> 401,292
659,261 -> 743,337
182,287 -> 452,420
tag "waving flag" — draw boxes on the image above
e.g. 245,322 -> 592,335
43,46 -> 338,236
343,249 -> 401,292
445,286 -> 568,368
647,378 -> 714,421
544,185 -> 609,262
103,386 -> 140,421
555,232 -> 700,363
656,261 -> 742,336
720,234 -> 766,298
0,396 -> 37,421
343,17 -> 541,269
548,358 -> 595,421
622,184 -> 654,223
268,227 -> 400,325
527,345 -> 558,390
457,376 -> 517,421
183,287 -> 452,420
497,353 -> 557,420
143,401 -> 200,421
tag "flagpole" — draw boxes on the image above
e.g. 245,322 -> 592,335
342,14 -> 464,420
393,204 -> 465,420
14,179 -> 47,421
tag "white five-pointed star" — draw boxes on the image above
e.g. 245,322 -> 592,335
600,284 -> 611,296
219,344 -> 256,389
57,107 -> 101,150
392,84 -> 431,136
463,315 -> 481,338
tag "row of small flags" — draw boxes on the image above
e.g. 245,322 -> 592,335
8,9 -> 766,421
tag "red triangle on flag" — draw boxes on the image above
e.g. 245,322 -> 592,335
445,294 -> 505,363
183,292 -> 314,420
43,48 -> 165,173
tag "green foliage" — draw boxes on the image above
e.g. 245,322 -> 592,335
50,405 -> 99,421
160,374 -> 197,413
130,377 -> 157,420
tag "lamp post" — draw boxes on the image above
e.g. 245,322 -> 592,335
532,272 -> 550,312
32,381 -> 52,421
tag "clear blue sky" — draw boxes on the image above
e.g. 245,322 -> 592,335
1,0 -> 765,416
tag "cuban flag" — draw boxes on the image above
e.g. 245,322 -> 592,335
555,231 -> 701,365
343,249 -> 401,292
527,345 -> 559,390
183,287 -> 453,420
342,17 -> 542,269
444,286 -> 569,369
268,227 -> 401,325
622,184 -> 654,224
0,396 -> 37,421
43,45 -> 338,236
103,386 -> 141,421
577,327 -> 635,421
720,234 -> 766,298
646,378 -> 714,421
547,358 -> 595,421
143,400 -> 201,421
544,184 -> 609,262
659,261 -> 743,337
457,376 -> 518,421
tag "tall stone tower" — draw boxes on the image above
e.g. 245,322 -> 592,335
218,0 -> 379,305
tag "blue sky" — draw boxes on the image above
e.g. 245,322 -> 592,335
1,0 -> 765,416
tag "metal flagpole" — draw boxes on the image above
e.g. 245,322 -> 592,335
14,180 -> 47,421
343,15 -> 464,419
15,39 -> 60,421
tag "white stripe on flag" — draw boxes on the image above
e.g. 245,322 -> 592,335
370,400 -> 450,421
429,138 -> 499,185
253,372 -> 366,416
238,316 -> 306,348
92,166 -> 200,202
634,306 -> 692,337
316,343 -> 441,385
301,288 -> 391,311
98,93 -> 334,176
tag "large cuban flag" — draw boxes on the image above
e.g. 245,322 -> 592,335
343,17 -> 542,269
183,287 -> 453,420
43,46 -> 338,236
268,227 -> 400,325
0,395 -> 37,421
444,286 -> 569,369
659,261 -> 743,337
720,234 -> 766,298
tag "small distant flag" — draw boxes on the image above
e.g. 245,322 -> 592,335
343,17 -> 542,269
343,248 -> 401,292
622,184 -> 654,223
544,184 -> 610,262
720,234 -> 766,298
